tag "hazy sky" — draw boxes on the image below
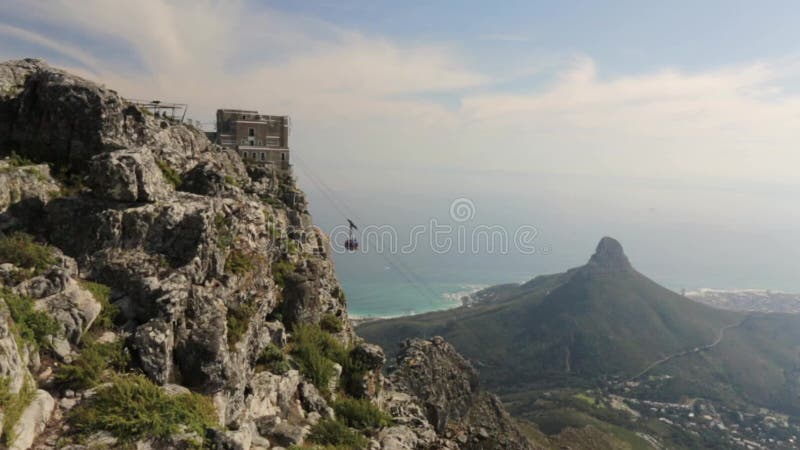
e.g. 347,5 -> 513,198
1,1 -> 799,292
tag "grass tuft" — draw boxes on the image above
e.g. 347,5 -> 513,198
225,250 -> 255,275
226,299 -> 257,349
0,232 -> 57,275
67,374 -> 217,444
2,288 -> 59,350
256,343 -> 290,375
307,418 -> 368,449
156,159 -> 182,189
79,280 -> 118,332
320,313 -> 344,333
214,213 -> 234,249
289,324 -> 373,398
289,324 -> 348,394
1,376 -> 36,445
55,338 -> 130,390
332,397 -> 391,430
6,151 -> 34,167
271,259 -> 295,289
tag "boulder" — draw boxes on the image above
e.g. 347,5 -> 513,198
351,342 -> 386,370
245,370 -> 304,423
133,319 -> 174,385
0,300 -> 30,397
33,279 -> 101,346
88,147 -> 171,202
391,337 -> 478,433
298,382 -> 333,419
8,389 -> 55,450
0,161 -> 61,227
263,421 -> 308,447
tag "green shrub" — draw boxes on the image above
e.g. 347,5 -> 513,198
225,250 -> 255,275
332,397 -> 391,430
156,159 -> 182,189
0,232 -> 57,275
55,339 -> 130,390
271,259 -> 295,289
256,344 -> 290,375
7,151 -> 34,167
53,165 -> 84,196
0,376 -> 10,407
214,213 -> 234,249
307,419 -> 368,449
67,374 -> 217,443
224,175 -> 241,187
339,351 -> 371,399
289,324 -> 348,393
79,280 -> 118,332
289,325 -> 371,398
226,299 -> 257,349
1,377 -> 36,445
320,313 -> 344,333
261,196 -> 283,208
2,288 -> 59,349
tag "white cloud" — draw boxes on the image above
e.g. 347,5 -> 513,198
2,0 -> 800,189
479,34 -> 530,42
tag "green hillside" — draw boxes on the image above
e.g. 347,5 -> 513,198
359,237 -> 800,418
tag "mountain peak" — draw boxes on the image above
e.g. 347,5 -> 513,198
586,236 -> 634,272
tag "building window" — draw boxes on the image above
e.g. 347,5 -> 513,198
260,153 -> 265,161
281,153 -> 285,161
248,128 -> 255,137
243,152 -> 248,159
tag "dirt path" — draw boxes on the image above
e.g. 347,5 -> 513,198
631,316 -> 749,380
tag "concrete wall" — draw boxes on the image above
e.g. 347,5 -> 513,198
238,148 -> 289,168
216,110 -> 289,148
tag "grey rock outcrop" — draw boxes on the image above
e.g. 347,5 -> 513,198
391,337 -> 478,433
0,299 -> 31,399
585,236 -> 633,273
387,337 -> 535,450
88,147 -> 170,202
0,59 -> 531,450
0,161 -> 61,230
8,389 -> 55,450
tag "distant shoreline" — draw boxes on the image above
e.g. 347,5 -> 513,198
347,283 -> 487,325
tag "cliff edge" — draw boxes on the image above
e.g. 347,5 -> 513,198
0,59 -> 532,450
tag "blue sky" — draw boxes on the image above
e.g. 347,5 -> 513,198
2,1 -> 800,294
269,1 -> 799,70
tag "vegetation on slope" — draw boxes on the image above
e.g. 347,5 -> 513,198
331,397 -> 392,430
54,338 -> 130,390
2,288 -> 59,350
1,377 -> 36,445
307,418 -> 368,449
0,232 -> 57,276
67,374 -> 217,445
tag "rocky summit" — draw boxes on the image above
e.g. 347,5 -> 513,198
0,59 -> 532,450
583,236 -> 633,273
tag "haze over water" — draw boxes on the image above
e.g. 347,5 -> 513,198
302,177 -> 800,318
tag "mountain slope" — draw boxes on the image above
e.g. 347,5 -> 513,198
359,238 -> 800,447
361,237 -> 743,388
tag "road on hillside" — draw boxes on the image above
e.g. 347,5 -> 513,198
631,316 -> 750,381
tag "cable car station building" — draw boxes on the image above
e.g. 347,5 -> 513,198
215,109 -> 290,168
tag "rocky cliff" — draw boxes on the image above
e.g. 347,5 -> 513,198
0,59 -> 532,450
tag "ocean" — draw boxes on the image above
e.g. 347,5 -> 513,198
302,181 -> 800,319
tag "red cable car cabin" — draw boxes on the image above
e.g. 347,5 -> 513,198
344,219 -> 359,252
